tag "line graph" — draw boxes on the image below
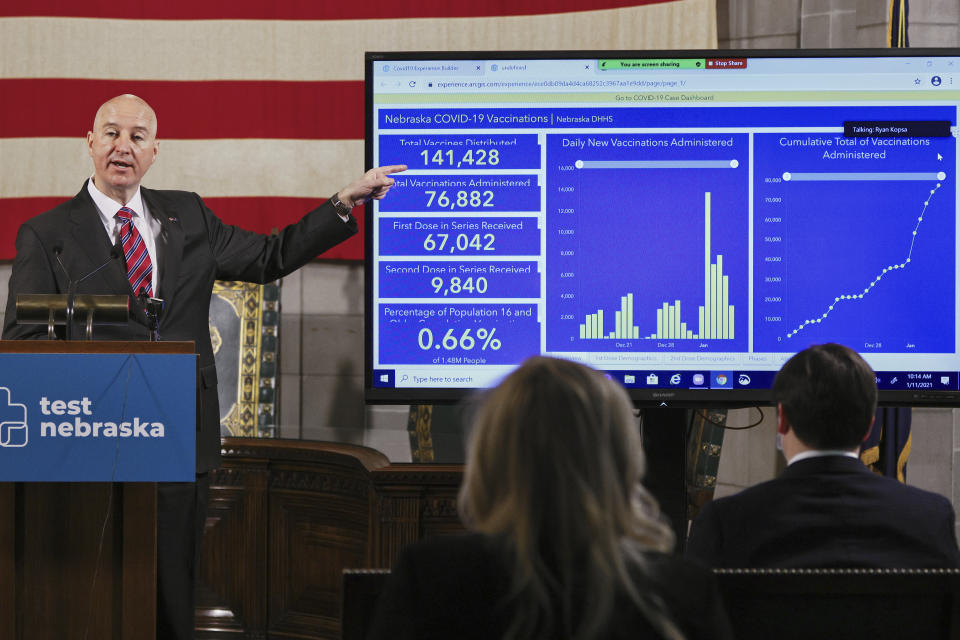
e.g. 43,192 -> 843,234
753,131 -> 956,354
785,181 -> 942,339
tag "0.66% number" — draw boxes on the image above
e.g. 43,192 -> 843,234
417,327 -> 502,351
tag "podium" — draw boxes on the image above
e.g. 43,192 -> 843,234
0,341 -> 196,640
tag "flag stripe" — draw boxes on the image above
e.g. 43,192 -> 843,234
0,79 -> 364,140
0,138 -> 361,199
1,199 -> 66,258
1,0 -> 675,20
1,7 -> 714,81
0,196 -> 366,261
1,0 -> 716,261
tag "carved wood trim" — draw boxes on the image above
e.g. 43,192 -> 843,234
198,439 -> 464,639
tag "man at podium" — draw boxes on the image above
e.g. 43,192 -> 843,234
2,94 -> 404,639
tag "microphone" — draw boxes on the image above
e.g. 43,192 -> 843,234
75,240 -> 123,289
53,241 -> 123,289
51,241 -> 124,340
138,291 -> 164,342
52,242 -> 76,341
52,242 -> 70,283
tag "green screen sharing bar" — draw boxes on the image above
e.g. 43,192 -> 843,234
599,59 -> 706,70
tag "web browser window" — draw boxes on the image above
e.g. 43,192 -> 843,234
365,51 -> 960,406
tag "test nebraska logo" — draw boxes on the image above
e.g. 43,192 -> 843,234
0,386 -> 28,447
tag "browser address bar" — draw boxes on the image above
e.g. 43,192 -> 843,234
380,73 -> 952,93
433,78 -> 685,90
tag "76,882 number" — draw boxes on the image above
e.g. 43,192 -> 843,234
425,190 -> 494,209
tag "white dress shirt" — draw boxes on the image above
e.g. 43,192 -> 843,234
787,449 -> 860,466
87,178 -> 162,296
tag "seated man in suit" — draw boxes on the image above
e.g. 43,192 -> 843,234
687,343 -> 960,568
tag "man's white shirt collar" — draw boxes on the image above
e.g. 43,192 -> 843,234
86,178 -> 160,295
787,449 -> 860,466
87,178 -> 146,228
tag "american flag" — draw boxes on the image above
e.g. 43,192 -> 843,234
0,0 -> 714,261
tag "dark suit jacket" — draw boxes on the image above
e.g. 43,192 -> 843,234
367,532 -> 733,640
686,455 -> 960,568
2,182 -> 356,471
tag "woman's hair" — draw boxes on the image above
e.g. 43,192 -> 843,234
459,356 -> 681,640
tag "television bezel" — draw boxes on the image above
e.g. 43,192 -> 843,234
364,47 -> 960,408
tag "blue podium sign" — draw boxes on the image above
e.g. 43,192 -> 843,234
0,352 -> 196,481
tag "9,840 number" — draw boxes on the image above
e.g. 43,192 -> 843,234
431,276 -> 488,296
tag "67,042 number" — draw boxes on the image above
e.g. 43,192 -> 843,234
424,233 -> 495,252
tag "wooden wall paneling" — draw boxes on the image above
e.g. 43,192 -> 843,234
268,466 -> 372,640
420,490 -> 463,539
121,483 -> 157,638
23,483 -> 117,640
372,491 -> 421,569
200,440 -> 467,639
0,482 -> 157,640
197,462 -> 269,637
370,465 -> 464,567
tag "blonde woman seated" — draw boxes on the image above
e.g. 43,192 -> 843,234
368,356 -> 732,640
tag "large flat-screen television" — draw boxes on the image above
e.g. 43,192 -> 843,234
364,49 -> 960,407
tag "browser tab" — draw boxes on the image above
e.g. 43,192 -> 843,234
379,61 -> 485,76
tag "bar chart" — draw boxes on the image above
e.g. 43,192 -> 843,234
578,192 -> 736,341
546,133 -> 749,352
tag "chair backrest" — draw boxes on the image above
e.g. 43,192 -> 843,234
714,568 -> 960,640
342,568 -> 391,640
342,567 -> 960,640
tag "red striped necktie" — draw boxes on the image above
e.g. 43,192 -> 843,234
116,206 -> 153,296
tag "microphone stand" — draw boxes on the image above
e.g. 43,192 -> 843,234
55,243 -> 123,341
139,292 -> 164,342
54,248 -> 76,341
65,282 -> 75,341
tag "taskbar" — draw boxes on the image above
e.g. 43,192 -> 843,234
372,368 -> 960,391
602,370 -> 959,391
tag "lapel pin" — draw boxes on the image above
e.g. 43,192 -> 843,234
168,216 -> 179,223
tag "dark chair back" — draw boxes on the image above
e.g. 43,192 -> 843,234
342,569 -> 391,640
343,566 -> 960,640
715,568 -> 960,640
